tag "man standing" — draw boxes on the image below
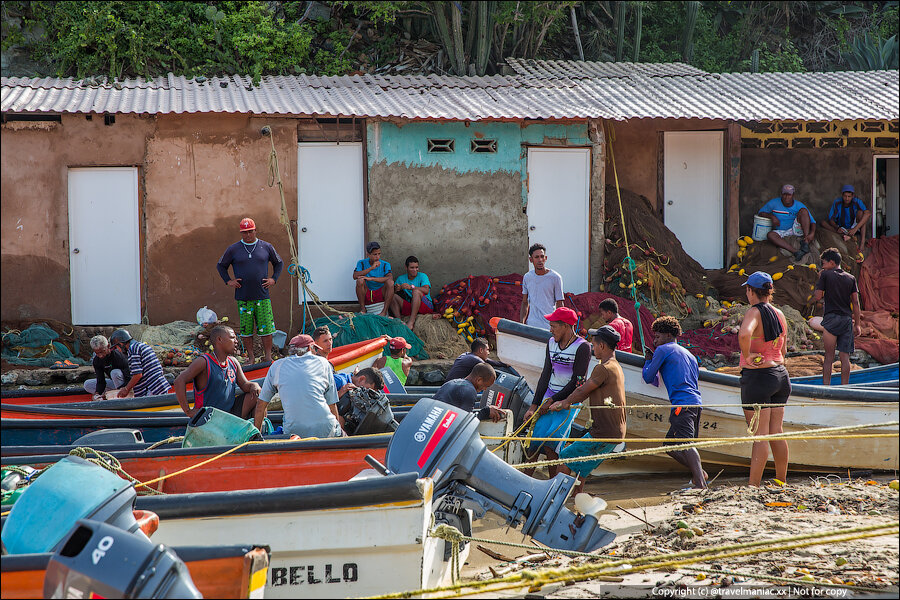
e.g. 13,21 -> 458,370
173,326 -> 263,422
84,335 -> 130,400
389,255 -> 434,329
641,316 -> 707,489
445,337 -> 507,381
814,248 -> 862,385
821,185 -> 872,248
109,329 -> 171,398
550,326 -> 627,494
758,184 -> 817,262
217,217 -> 283,364
520,243 -> 564,329
354,241 -> 394,316
258,335 -> 345,438
433,363 -> 503,422
597,298 -> 634,353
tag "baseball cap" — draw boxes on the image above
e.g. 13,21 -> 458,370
239,217 -> 256,231
365,241 -> 381,253
544,307 -> 578,326
289,334 -> 315,348
389,336 -> 411,350
781,184 -> 795,195
588,325 -> 621,348
742,271 -> 774,288
841,184 -> 855,194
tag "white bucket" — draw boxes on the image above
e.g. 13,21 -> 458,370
365,302 -> 385,315
752,215 -> 772,241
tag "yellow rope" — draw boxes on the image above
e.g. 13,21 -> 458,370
581,401 -> 900,409
134,439 -> 261,490
143,436 -> 184,451
482,433 -> 897,443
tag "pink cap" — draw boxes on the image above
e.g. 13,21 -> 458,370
289,334 -> 314,348
544,307 -> 578,326
389,337 -> 411,350
781,184 -> 795,195
239,217 -> 256,231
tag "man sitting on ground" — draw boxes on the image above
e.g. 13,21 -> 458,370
258,334 -> 345,438
373,337 -> 413,385
821,184 -> 872,249
445,337 -> 507,381
597,298 -> 634,353
173,326 -> 263,423
550,325 -> 627,494
354,241 -> 394,316
389,255 -> 434,330
84,335 -> 131,400
758,184 -> 817,262
109,329 -> 171,398
433,363 -> 504,422
334,367 -> 384,398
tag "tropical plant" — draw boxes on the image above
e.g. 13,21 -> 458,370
842,32 -> 899,69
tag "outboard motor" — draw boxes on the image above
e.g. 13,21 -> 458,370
385,399 -> 615,553
44,519 -> 202,599
339,387 -> 398,435
481,372 -> 534,429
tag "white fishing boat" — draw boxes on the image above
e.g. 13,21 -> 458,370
495,319 -> 899,472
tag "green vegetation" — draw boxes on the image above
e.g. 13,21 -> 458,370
1,1 -> 897,80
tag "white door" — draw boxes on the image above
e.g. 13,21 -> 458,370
68,168 -> 141,325
526,147 -> 590,293
883,157 -> 899,236
664,131 -> 724,269
298,142 -> 365,301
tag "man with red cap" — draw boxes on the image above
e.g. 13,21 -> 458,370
373,336 -> 413,385
522,307 -> 591,477
217,217 -> 284,364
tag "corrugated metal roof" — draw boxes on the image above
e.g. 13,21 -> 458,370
2,61 -> 897,121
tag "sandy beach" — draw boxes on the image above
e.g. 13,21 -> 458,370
456,472 -> 899,599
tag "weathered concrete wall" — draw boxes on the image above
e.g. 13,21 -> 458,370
365,120 -> 594,292
1,113 -> 300,332
738,148 -> 874,236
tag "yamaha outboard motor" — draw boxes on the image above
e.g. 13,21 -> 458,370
480,372 -> 534,429
339,387 -> 398,435
385,399 -> 615,553
44,519 -> 202,599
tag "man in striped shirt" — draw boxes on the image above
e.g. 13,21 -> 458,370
109,329 -> 172,398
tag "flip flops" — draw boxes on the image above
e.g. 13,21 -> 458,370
50,359 -> 78,370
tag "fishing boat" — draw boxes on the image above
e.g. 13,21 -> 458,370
495,319 -> 899,472
1,544 -> 270,599
790,361 -> 898,387
0,337 -> 388,407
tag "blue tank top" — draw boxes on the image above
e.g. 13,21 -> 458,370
195,353 -> 238,413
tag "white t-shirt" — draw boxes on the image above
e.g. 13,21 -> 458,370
259,353 -> 340,437
522,269 -> 564,329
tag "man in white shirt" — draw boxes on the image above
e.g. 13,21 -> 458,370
520,243 -> 564,329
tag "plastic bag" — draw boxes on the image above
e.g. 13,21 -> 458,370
196,306 -> 217,326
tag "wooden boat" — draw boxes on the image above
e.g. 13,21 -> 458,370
0,337 -> 388,407
1,544 -> 269,599
495,319 -> 899,472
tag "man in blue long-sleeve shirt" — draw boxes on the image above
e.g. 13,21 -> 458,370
642,316 -> 707,489
217,217 -> 283,364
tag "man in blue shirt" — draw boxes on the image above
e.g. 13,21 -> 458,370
642,316 -> 707,489
353,241 -> 394,316
389,255 -> 434,329
758,184 -> 817,262
821,184 -> 872,248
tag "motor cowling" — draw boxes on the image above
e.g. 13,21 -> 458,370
339,387 -> 398,435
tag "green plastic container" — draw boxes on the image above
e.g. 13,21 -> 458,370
182,407 -> 263,448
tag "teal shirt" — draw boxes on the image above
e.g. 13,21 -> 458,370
395,272 -> 431,290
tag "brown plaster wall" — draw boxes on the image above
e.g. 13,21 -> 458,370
738,148 -> 873,236
366,161 -> 527,292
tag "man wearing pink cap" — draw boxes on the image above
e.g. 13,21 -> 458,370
373,336 -> 413,385
522,307 -> 591,477
757,185 -> 817,261
217,217 -> 284,364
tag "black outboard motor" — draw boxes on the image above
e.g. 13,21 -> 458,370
44,519 -> 201,599
385,399 -> 615,553
480,372 -> 534,429
339,387 -> 399,435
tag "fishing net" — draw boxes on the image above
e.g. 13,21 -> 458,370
312,313 -> 428,359
859,235 -> 899,313
1,323 -> 85,367
560,291 -> 657,353
141,321 -> 202,349
434,273 -> 525,342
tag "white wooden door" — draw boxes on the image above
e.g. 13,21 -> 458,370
526,147 -> 590,293
883,157 -> 899,236
298,142 -> 365,301
664,131 -> 724,269
68,168 -> 141,325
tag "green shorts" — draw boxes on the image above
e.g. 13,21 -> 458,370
237,299 -> 276,337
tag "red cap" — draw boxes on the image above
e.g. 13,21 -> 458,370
289,334 -> 314,348
389,337 -> 411,350
239,217 -> 256,232
544,307 -> 578,326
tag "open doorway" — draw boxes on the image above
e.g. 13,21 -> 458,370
873,155 -> 899,238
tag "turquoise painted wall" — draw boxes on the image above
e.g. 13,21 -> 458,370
367,121 -> 590,205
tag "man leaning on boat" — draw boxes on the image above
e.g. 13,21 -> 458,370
257,333 -> 346,438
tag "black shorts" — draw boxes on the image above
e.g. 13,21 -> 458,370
822,313 -> 855,354
740,365 -> 791,408
665,406 -> 702,443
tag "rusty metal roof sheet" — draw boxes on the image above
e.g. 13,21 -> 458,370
3,61 -> 897,121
